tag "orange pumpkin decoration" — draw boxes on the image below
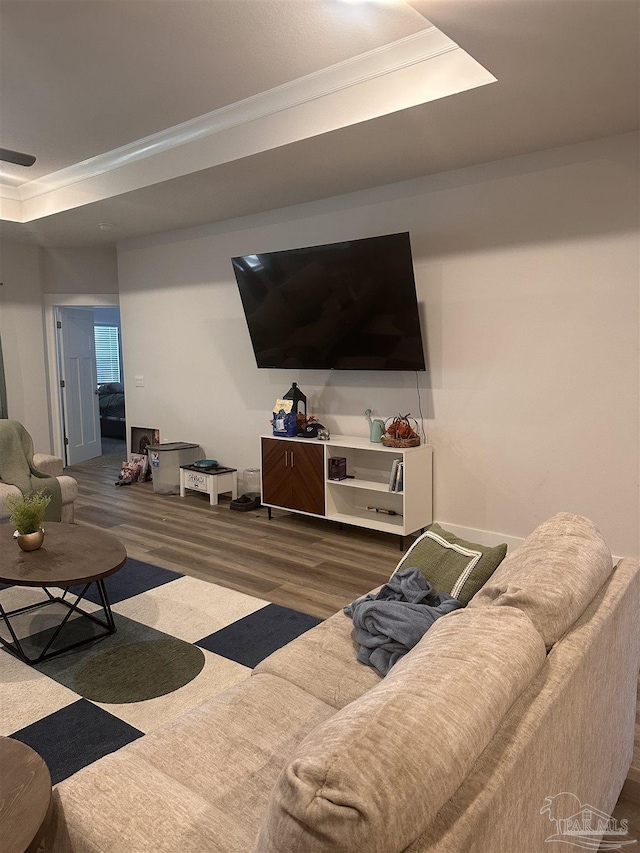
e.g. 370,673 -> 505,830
383,414 -> 420,446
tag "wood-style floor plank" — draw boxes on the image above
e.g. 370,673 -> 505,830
66,457 -> 400,617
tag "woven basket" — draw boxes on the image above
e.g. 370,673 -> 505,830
381,435 -> 421,448
382,414 -> 421,447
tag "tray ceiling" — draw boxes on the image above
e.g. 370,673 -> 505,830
0,0 -> 637,246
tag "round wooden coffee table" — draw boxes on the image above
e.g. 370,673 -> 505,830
0,736 -> 52,853
0,523 -> 127,665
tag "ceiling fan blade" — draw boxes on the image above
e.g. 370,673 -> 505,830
0,147 -> 36,167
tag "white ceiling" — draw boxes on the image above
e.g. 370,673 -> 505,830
0,0 -> 638,247
0,0 -> 428,182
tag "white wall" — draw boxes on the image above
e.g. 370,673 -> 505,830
0,243 -> 51,450
117,133 -> 639,557
0,244 -> 120,455
40,246 -> 119,294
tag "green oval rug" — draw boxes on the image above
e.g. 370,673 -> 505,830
73,638 -> 206,704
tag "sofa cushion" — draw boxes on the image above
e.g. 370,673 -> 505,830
48,673 -> 335,853
254,606 -> 546,853
253,609 -> 382,709
394,523 -> 507,605
468,512 -> 613,648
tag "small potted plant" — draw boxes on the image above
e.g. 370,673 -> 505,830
6,490 -> 51,551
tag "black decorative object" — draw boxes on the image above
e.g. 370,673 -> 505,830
230,495 -> 261,512
328,457 -> 347,481
282,382 -> 307,418
299,422 -> 326,439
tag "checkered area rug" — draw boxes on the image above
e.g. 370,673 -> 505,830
0,559 -> 320,785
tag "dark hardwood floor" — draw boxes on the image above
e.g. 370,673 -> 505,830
67,451 -> 640,846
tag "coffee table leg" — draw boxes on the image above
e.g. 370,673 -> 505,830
0,581 -> 117,665
0,598 -> 29,660
36,583 -> 93,661
95,579 -> 116,631
0,589 -> 85,663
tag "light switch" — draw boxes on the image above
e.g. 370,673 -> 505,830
135,375 -> 145,387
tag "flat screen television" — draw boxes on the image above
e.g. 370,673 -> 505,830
232,232 -> 425,370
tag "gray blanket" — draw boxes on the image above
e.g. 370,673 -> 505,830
344,568 -> 462,675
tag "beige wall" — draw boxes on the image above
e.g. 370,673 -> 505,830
0,243 -> 121,454
40,246 -> 119,294
0,242 -> 51,450
114,131 -> 637,558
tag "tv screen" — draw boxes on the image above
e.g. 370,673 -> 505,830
232,232 -> 425,371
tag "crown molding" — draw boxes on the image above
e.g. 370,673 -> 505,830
0,26 -> 495,224
0,194 -> 23,222
0,184 -> 20,200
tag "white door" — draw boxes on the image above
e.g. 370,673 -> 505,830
59,307 -> 102,464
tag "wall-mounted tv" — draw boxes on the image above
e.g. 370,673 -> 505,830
232,232 -> 425,371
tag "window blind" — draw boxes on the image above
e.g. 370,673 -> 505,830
94,325 -> 121,383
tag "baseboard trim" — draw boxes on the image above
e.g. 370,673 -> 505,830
434,521 -> 525,553
434,521 -> 624,562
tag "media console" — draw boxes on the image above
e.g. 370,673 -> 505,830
260,434 -> 432,539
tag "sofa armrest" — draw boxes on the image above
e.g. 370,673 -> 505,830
34,454 -> 64,477
0,478 -> 77,523
0,481 -> 21,521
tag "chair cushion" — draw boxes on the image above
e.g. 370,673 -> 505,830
468,512 -> 613,648
394,523 -> 507,605
254,606 -> 546,853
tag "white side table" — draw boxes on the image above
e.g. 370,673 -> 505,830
179,465 -> 238,506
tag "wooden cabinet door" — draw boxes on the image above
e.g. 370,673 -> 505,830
262,438 -> 325,515
290,442 -> 325,515
261,438 -> 294,509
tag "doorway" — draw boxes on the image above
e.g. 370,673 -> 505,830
44,295 -> 125,465
92,305 -> 126,461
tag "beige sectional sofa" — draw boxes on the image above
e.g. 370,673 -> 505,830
47,513 -> 640,853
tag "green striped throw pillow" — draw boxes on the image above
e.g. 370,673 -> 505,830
395,524 -> 507,606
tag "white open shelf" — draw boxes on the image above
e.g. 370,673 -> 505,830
327,508 -> 404,533
328,478 -> 398,493
324,438 -> 431,536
